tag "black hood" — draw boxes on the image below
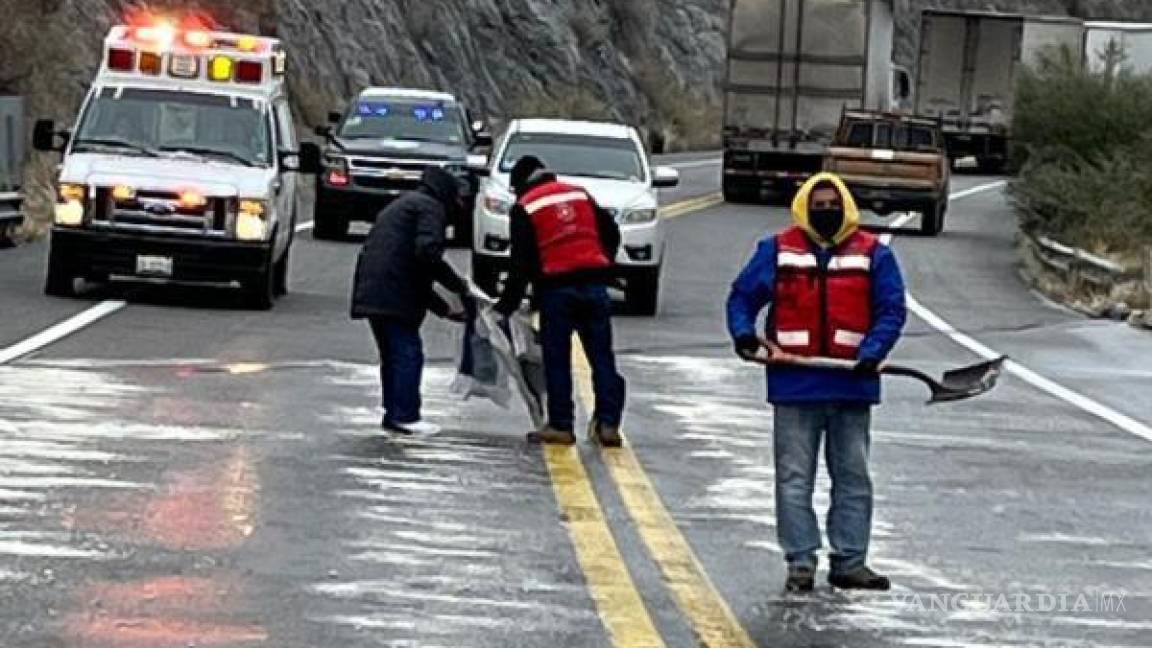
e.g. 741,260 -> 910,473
331,137 -> 465,161
420,167 -> 461,207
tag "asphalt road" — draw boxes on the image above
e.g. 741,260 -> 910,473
0,156 -> 1149,648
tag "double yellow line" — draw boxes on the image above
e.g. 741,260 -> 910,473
541,193 -> 756,647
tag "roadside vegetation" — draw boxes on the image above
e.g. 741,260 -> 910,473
1011,45 -> 1152,256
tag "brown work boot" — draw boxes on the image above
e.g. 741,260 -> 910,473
588,420 -> 623,448
527,426 -> 576,445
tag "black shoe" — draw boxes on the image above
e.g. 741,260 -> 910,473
828,566 -> 891,591
784,566 -> 815,592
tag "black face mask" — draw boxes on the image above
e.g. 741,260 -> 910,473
809,208 -> 845,244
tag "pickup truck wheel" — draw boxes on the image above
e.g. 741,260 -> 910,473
244,257 -> 277,311
471,253 -> 501,298
920,201 -> 946,237
625,266 -> 662,316
44,247 -> 77,298
0,223 -> 15,249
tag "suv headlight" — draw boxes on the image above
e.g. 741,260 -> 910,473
618,208 -> 658,224
236,199 -> 268,241
483,194 -> 513,217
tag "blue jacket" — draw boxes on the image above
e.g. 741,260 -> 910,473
726,235 -> 907,405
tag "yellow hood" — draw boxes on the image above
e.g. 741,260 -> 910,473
790,172 -> 860,247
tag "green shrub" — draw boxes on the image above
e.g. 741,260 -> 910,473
1010,45 -> 1152,251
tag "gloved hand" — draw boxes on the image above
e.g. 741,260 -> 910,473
734,335 -> 761,360
854,358 -> 881,375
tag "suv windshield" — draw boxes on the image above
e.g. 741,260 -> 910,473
74,88 -> 272,167
500,133 -> 645,182
339,98 -> 466,144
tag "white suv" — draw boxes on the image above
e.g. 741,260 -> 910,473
472,119 -> 679,315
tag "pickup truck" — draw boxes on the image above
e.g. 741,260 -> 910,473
824,110 -> 950,236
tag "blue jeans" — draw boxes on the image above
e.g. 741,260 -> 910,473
538,284 -> 626,431
368,318 -> 424,425
773,403 -> 873,574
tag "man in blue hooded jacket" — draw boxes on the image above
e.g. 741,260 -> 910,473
727,172 -> 907,592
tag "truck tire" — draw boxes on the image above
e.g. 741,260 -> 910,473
273,246 -> 290,297
44,247 -> 77,298
625,265 -> 662,317
471,253 -> 501,298
920,200 -> 946,237
976,157 -> 1006,175
244,257 -> 277,310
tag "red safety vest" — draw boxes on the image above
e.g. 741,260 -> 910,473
773,226 -> 877,359
520,180 -> 612,277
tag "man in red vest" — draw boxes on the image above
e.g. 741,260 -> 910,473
727,173 -> 907,593
494,156 -> 625,446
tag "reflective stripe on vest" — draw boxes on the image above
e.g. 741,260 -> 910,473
772,226 -> 878,359
519,181 -> 612,277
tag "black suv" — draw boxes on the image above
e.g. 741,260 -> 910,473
313,88 -> 491,241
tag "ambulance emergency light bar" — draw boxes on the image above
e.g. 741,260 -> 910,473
102,24 -> 286,85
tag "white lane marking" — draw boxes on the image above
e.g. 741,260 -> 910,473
0,301 -> 126,366
296,221 -> 314,233
948,180 -> 1008,200
883,183 -> 1152,444
668,158 -> 721,170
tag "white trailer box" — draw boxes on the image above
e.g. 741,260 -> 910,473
914,10 -> 1082,171
723,0 -> 902,201
1085,22 -> 1152,75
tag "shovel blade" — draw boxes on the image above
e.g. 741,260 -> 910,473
928,356 -> 1007,404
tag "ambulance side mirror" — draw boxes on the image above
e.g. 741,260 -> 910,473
33,119 -> 69,153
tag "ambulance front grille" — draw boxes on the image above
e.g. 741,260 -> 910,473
91,188 -> 231,236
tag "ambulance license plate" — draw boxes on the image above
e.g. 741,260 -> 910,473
136,255 -> 173,277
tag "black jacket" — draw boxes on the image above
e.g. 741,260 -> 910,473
351,170 -> 467,324
495,174 -> 622,315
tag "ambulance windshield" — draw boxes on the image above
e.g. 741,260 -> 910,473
73,88 -> 272,167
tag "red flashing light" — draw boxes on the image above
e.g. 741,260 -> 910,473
108,48 -> 135,71
327,170 -> 350,187
234,60 -> 263,84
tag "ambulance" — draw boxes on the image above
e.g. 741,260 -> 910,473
33,21 -> 320,309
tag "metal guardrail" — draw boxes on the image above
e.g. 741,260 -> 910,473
1023,232 -> 1152,325
1025,233 -> 1141,287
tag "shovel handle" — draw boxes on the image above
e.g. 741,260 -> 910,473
752,337 -> 878,372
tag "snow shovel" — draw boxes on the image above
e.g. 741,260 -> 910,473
751,341 -> 1007,404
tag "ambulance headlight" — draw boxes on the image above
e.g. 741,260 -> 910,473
618,208 -> 658,224
55,200 -> 85,227
236,199 -> 268,241
58,183 -> 86,202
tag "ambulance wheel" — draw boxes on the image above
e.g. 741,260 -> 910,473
625,266 -> 661,316
44,247 -> 77,298
921,200 -> 946,237
244,259 -> 276,311
471,253 -> 501,298
273,246 -> 290,297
